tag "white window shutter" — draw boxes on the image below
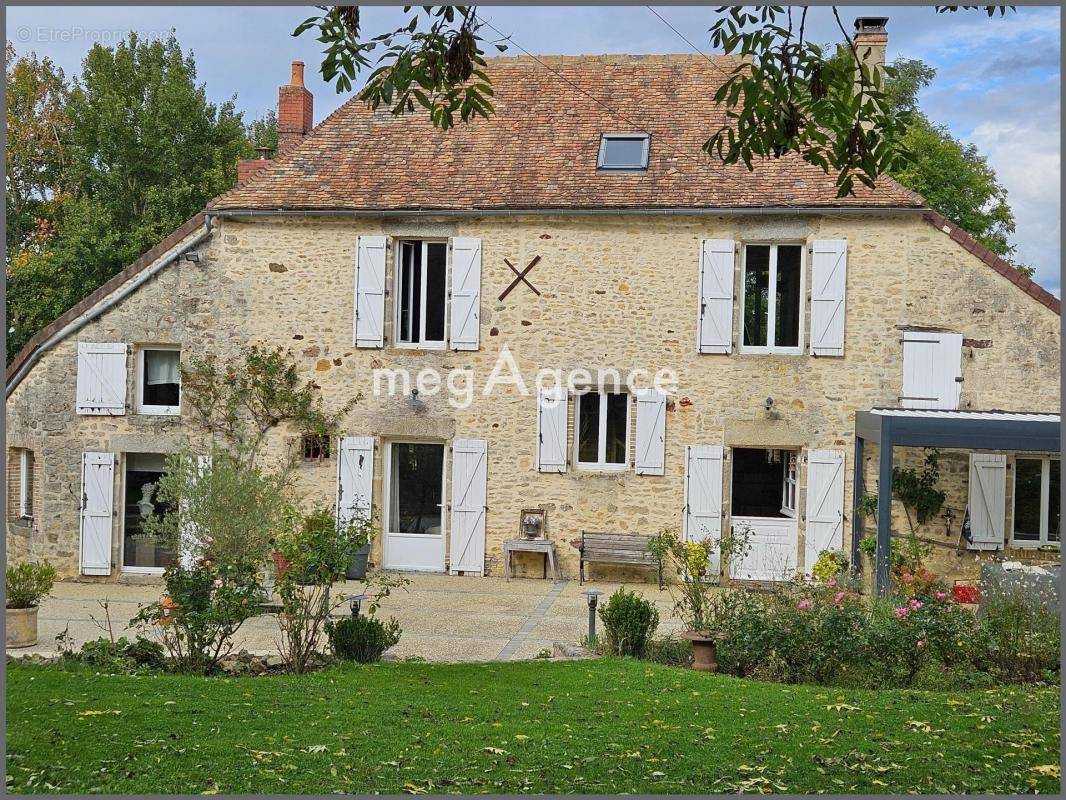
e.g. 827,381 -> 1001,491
536,387 -> 568,473
353,235 -> 387,348
76,342 -> 127,415
180,454 -> 212,569
634,389 -> 667,476
968,453 -> 1006,550
449,439 -> 488,574
450,237 -> 482,351
79,452 -> 115,575
684,445 -> 724,576
810,239 -> 847,357
803,449 -> 845,570
338,436 -> 375,526
902,331 -> 963,409
697,239 -> 735,354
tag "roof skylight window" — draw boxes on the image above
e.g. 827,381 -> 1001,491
597,133 -> 650,171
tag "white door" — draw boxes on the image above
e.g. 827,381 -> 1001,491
804,449 -> 846,570
337,436 -> 374,526
729,516 -> 798,582
901,331 -> 963,409
383,441 -> 447,572
449,439 -> 488,574
80,452 -> 115,575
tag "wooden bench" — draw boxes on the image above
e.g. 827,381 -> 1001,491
578,531 -> 662,588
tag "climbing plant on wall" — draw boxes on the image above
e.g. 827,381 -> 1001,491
892,449 -> 947,534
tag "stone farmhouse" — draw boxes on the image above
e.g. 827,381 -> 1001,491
6,20 -> 1060,591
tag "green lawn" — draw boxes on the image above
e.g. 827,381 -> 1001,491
5,659 -> 1060,794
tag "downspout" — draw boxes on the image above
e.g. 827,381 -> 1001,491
5,217 -> 214,397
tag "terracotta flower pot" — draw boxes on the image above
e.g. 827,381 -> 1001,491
680,630 -> 725,672
6,606 -> 39,648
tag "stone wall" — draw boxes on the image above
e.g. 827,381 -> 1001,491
5,211 -> 1060,582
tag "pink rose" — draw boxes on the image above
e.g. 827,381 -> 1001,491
213,578 -> 223,588
894,608 -> 908,618
935,592 -> 946,600
828,578 -> 838,588
834,591 -> 846,604
797,600 -> 813,610
916,639 -> 925,649
901,573 -> 915,584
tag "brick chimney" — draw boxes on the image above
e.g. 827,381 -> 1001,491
278,60 -> 314,155
853,17 -> 888,82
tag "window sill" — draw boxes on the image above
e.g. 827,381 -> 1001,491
10,516 -> 33,530
739,347 -> 805,356
1008,541 -> 1060,551
392,341 -> 447,352
136,406 -> 181,416
574,463 -> 629,474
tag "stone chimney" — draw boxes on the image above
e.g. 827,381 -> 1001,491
853,17 -> 888,84
278,60 -> 314,155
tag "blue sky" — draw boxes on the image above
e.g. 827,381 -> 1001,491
7,4 -> 1061,293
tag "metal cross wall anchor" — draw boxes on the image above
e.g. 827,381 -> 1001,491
498,256 -> 541,301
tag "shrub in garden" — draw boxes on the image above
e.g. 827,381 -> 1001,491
644,635 -> 693,666
810,549 -> 849,584
326,614 -> 402,663
978,574 -> 1060,682
599,588 -> 659,657
71,636 -> 167,673
6,561 -> 57,609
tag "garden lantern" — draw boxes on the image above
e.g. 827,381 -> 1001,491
582,589 -> 602,642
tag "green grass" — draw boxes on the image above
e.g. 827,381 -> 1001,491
6,659 -> 1060,794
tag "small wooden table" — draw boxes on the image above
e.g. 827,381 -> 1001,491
504,538 -> 560,582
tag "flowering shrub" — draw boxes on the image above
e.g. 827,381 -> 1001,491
132,560 -> 261,674
810,550 -> 849,584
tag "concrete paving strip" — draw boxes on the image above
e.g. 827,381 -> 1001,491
495,580 -> 569,661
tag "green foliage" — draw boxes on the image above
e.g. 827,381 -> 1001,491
664,526 -> 751,631
978,574 -> 1061,682
855,494 -> 879,519
181,345 -> 357,464
293,6 -> 506,129
598,588 -> 659,658
131,561 -> 262,675
326,614 -> 402,663
143,448 -> 296,569
69,636 -> 167,674
5,561 -> 57,609
246,110 -> 278,152
275,506 -> 374,586
810,549 -> 849,583
892,449 -> 946,528
643,635 -> 693,667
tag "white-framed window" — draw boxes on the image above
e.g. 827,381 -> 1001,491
597,133 -> 650,171
19,448 -> 35,519
1012,457 -> 1060,548
780,451 -> 798,517
740,243 -> 805,355
575,390 -> 630,470
395,240 -> 448,348
136,346 -> 181,415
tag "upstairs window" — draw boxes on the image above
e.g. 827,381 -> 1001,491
137,347 -> 181,415
741,243 -> 804,354
597,133 -> 650,171
576,390 -> 630,470
396,240 -> 447,348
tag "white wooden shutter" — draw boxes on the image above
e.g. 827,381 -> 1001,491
803,449 -> 845,570
634,389 -> 667,476
684,445 -> 724,576
968,453 -> 1006,550
902,331 -> 963,409
697,239 -> 735,354
76,342 -> 127,415
79,451 -> 115,575
338,436 -> 375,526
810,239 -> 847,357
353,235 -> 387,348
179,454 -> 211,569
450,237 -> 482,351
536,387 -> 568,473
449,439 -> 488,574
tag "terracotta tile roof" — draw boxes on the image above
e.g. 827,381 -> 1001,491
5,212 -> 209,386
209,54 -> 925,212
922,210 -> 1060,315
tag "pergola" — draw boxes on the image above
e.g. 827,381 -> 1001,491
852,408 -> 1061,596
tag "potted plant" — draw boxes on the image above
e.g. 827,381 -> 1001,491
6,561 -> 57,648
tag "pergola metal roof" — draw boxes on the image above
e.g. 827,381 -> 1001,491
852,408 -> 1061,596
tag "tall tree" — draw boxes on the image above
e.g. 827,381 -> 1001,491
882,57 -> 1018,265
4,42 -> 71,254
64,32 -> 249,263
